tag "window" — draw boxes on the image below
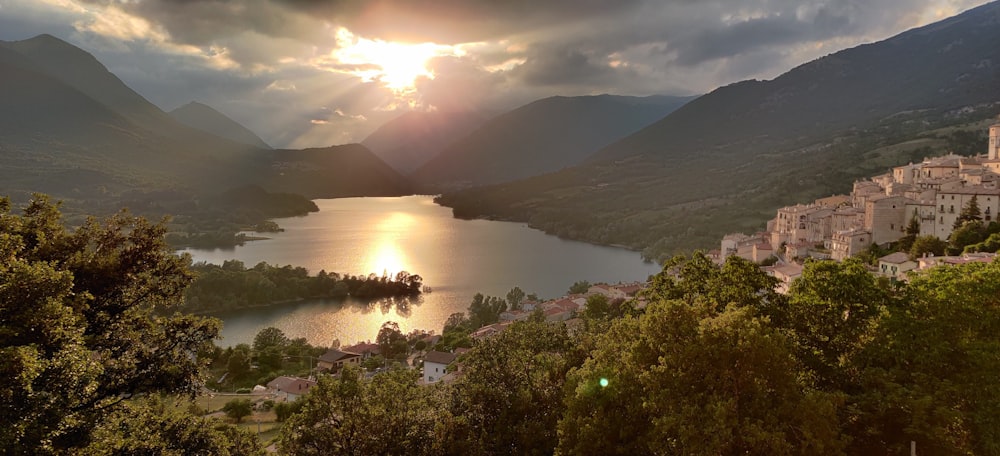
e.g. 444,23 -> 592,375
941,205 -> 945,211
890,224 -> 894,230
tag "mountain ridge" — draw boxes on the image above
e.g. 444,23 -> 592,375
361,110 -> 492,174
411,94 -> 696,189
437,1 -> 1000,261
169,101 -> 272,150
0,34 -> 410,209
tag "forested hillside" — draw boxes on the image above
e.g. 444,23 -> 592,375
437,2 -> 1000,261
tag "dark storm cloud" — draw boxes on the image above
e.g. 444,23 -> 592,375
80,0 -> 325,43
513,47 -> 619,87
57,0 -> 985,80
273,0 -> 646,43
0,0 -> 991,146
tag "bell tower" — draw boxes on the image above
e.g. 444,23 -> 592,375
990,118 -> 1000,160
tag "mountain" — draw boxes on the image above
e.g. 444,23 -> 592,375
437,1 -> 1000,261
410,95 -> 696,189
0,34 -> 409,209
0,34 -> 177,135
261,144 -> 411,197
169,102 -> 271,149
361,111 -> 492,174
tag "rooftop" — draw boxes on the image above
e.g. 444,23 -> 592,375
424,351 -> 457,365
879,252 -> 912,264
267,376 -> 316,393
318,349 -> 362,364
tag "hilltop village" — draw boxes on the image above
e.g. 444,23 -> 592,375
719,121 -> 1000,288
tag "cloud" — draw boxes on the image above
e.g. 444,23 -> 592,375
0,0 -> 992,147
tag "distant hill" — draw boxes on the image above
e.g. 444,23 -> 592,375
361,111 -> 492,174
0,44 -> 253,202
437,1 -> 1000,261
0,34 -> 179,135
0,34 -> 410,209
261,145 -> 411,197
410,95 -> 696,189
169,102 -> 271,149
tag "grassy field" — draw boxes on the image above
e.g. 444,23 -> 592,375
235,415 -> 282,447
170,393 -> 285,447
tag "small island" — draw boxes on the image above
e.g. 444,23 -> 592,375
181,260 -> 423,313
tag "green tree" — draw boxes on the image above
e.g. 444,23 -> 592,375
376,321 -> 408,360
222,399 -> 253,424
582,294 -> 610,320
847,259 -> 1000,454
897,212 -> 921,252
273,400 -> 303,422
253,326 -> 289,353
0,195 -> 221,454
949,220 -> 986,254
560,299 -> 843,455
85,397 -> 263,455
253,327 -> 289,372
227,348 -> 252,379
642,253 -> 783,320
909,235 -> 947,260
278,367 -> 442,455
785,258 -> 890,389
506,286 -> 526,310
954,195 -> 982,229
567,280 -> 591,294
467,293 -> 507,329
964,232 -> 1000,253
443,312 -> 470,333
362,354 -> 387,371
450,321 -> 581,455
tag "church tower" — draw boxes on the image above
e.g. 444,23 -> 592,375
990,118 -> 1000,160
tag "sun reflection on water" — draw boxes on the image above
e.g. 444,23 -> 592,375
366,241 -> 407,277
365,212 -> 415,276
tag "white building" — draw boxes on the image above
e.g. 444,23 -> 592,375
877,252 -> 917,281
423,351 -> 457,383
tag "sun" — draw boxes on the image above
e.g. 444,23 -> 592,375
333,28 -> 458,92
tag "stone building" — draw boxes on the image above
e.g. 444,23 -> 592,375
864,195 -> 912,246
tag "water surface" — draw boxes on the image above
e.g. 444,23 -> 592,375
183,196 -> 661,347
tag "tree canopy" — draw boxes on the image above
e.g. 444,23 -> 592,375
0,195 -> 227,453
278,367 -> 442,456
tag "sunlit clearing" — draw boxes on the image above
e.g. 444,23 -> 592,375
333,28 -> 460,92
599,378 -> 609,388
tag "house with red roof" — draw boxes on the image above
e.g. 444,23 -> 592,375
266,376 -> 317,402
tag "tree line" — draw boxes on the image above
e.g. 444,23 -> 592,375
182,260 -> 422,313
277,252 -> 1000,455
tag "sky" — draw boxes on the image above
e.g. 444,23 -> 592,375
0,0 -> 992,148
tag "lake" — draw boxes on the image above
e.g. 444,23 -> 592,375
182,196 -> 662,347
